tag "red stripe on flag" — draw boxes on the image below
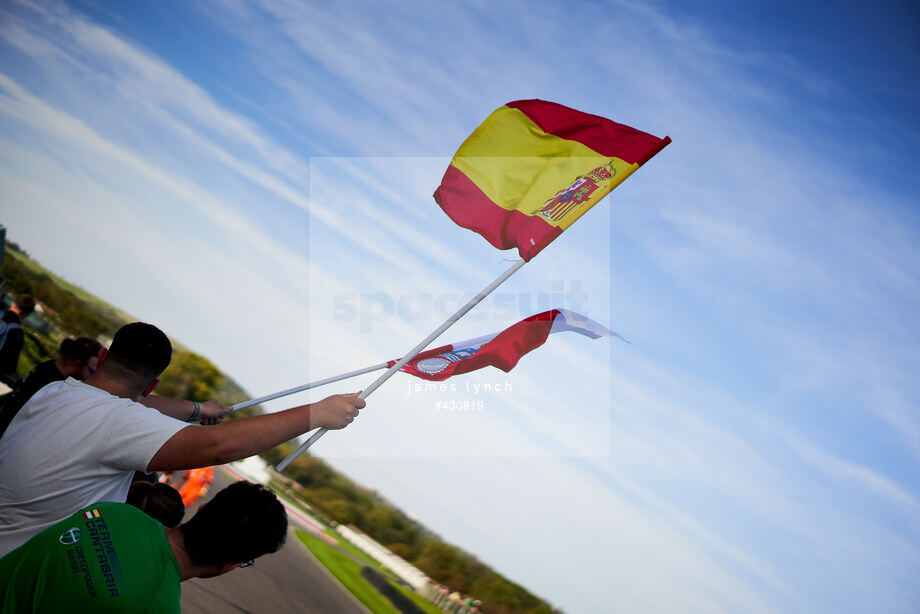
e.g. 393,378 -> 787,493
434,165 -> 562,261
636,135 -> 672,166
506,99 -> 669,164
395,310 -> 561,381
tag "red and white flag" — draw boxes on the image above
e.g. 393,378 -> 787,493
387,309 -> 624,381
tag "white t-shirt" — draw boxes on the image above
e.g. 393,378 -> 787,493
0,378 -> 188,556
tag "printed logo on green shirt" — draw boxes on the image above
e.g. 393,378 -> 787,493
87,516 -> 127,597
59,527 -> 82,545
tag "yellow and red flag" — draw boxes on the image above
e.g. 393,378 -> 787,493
434,99 -> 670,261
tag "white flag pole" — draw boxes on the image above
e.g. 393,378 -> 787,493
276,258 -> 527,471
228,362 -> 392,412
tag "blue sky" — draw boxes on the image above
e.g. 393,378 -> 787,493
1,1 -> 919,612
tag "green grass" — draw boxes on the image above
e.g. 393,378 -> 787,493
16,328 -> 57,377
299,529 -> 444,614
296,529 -> 400,614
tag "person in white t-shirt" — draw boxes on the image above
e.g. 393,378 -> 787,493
0,322 -> 364,556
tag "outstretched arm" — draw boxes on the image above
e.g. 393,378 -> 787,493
147,392 -> 365,471
140,395 -> 229,425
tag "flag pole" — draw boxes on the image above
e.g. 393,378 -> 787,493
228,362 -> 392,412
276,258 -> 527,471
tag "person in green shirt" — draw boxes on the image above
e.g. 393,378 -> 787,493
0,480 -> 287,613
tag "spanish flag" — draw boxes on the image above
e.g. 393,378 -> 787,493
434,99 -> 670,261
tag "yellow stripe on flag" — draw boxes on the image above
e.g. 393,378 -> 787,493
451,106 -> 639,230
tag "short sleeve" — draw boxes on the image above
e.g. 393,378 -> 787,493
95,400 -> 190,472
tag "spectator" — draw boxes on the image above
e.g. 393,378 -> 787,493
0,336 -> 102,438
0,334 -> 228,440
126,480 -> 185,527
0,481 -> 286,613
0,322 -> 363,556
0,294 -> 36,384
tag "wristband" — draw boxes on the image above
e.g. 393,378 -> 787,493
188,401 -> 201,422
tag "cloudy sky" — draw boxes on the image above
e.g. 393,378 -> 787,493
1,1 -> 918,612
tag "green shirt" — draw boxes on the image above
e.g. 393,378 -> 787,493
0,502 -> 181,613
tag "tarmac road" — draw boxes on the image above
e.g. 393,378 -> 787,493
179,467 -> 369,614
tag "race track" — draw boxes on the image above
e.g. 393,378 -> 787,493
179,467 -> 368,614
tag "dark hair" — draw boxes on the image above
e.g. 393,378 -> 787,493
14,294 -> 35,317
182,481 -> 287,566
59,336 -> 103,364
104,322 -> 172,380
127,481 -> 186,528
